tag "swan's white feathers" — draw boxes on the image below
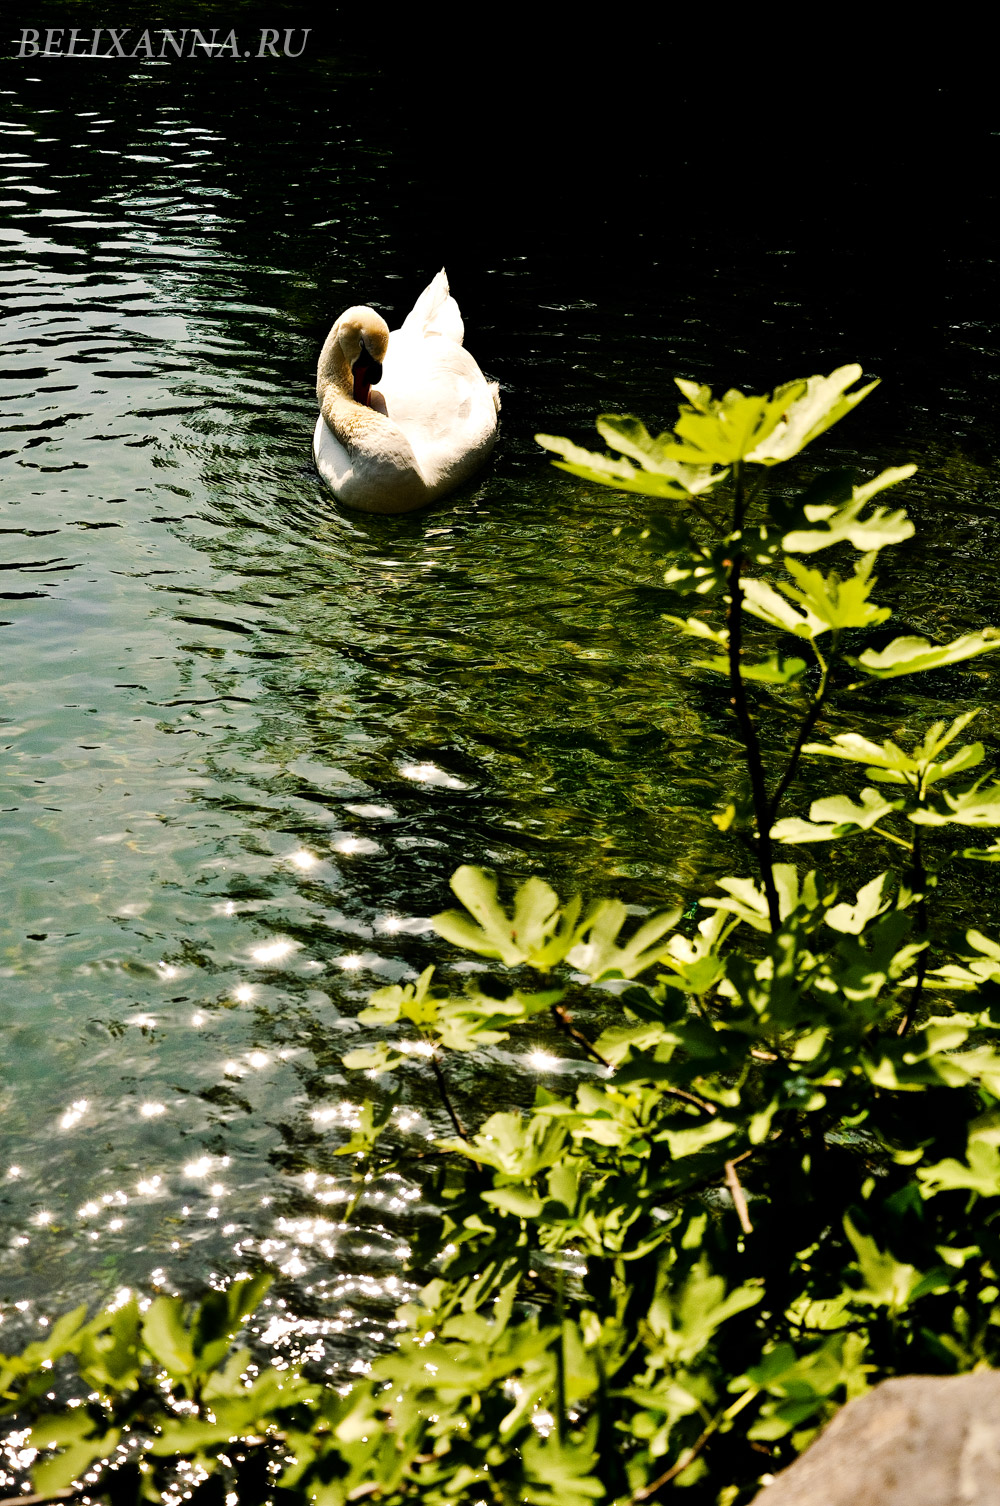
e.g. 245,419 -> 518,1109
313,269 -> 498,514
399,268 -> 464,345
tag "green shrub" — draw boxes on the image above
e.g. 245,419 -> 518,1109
8,368 -> 1000,1503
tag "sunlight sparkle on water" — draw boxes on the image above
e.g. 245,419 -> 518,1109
399,761 -> 467,789
140,1102 -> 166,1118
528,1050 -> 560,1071
311,1103 -> 361,1128
288,849 -> 317,869
233,984 -> 253,1002
333,835 -> 380,855
337,953 -> 364,971
59,1100 -> 88,1130
532,1410 -> 556,1438
251,938 -> 296,964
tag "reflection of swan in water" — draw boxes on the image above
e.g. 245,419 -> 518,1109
312,269 -> 500,513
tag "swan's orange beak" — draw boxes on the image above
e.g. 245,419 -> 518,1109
352,344 -> 382,407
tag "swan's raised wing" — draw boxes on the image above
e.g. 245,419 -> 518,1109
398,268 -> 464,346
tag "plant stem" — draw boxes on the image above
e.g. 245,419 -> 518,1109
897,824 -> 930,1037
630,1388 -> 758,1501
555,1260 -> 567,1446
2,1493 -> 77,1506
430,1052 -> 468,1140
767,644 -> 830,825
551,1002 -> 613,1069
549,1004 -> 717,1114
724,1158 -> 754,1234
870,825 -> 914,851
683,494 -> 726,537
725,461 -> 780,931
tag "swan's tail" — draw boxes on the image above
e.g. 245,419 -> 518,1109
400,268 -> 465,345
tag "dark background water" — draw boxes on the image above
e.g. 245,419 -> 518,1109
0,0 -> 997,1382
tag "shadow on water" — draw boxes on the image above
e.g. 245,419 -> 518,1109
0,3 -> 998,1372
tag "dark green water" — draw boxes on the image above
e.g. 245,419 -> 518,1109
0,17 -> 997,1384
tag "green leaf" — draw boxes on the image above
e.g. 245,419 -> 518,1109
909,779 -> 1000,828
741,577 -> 824,637
703,864 -> 814,932
695,652 -> 808,683
535,431 -> 713,501
851,630 -> 1000,679
802,716 -> 989,816
647,1257 -> 762,1364
801,732 -> 922,782
772,788 -> 903,844
521,1425 -> 605,1505
432,867 -> 580,970
141,1297 -> 195,1376
781,466 -> 915,552
342,1043 -> 397,1072
481,1186 -> 545,1218
824,874 -> 893,934
359,965 -> 437,1026
843,1217 -> 927,1310
777,553 -> 892,633
566,901 -> 681,980
666,381 -> 805,467
33,1433 -> 121,1497
664,614 -> 729,645
743,365 -> 880,464
596,414 -> 723,495
662,1117 -> 735,1159
918,1140 -> 1000,1198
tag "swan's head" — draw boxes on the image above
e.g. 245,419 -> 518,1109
335,306 -> 389,406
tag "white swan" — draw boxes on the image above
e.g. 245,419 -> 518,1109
312,269 -> 500,513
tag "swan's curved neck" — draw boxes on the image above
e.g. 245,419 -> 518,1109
315,328 -> 354,410
316,311 -> 387,450
316,309 -> 419,480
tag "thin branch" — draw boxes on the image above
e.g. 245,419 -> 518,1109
870,824 -> 914,851
0,1493 -> 77,1506
767,644 -> 830,825
897,826 -> 930,1037
725,462 -> 780,931
630,1388 -> 758,1501
429,1052 -> 468,1140
550,1004 -> 717,1115
724,1158 -> 754,1234
682,494 -> 727,538
554,1262 -> 567,1446
551,1003 -> 613,1068
662,1085 -> 718,1115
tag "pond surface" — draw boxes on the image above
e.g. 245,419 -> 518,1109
0,21 -> 998,1377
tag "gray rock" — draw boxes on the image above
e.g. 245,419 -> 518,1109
750,1371 -> 1000,1506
